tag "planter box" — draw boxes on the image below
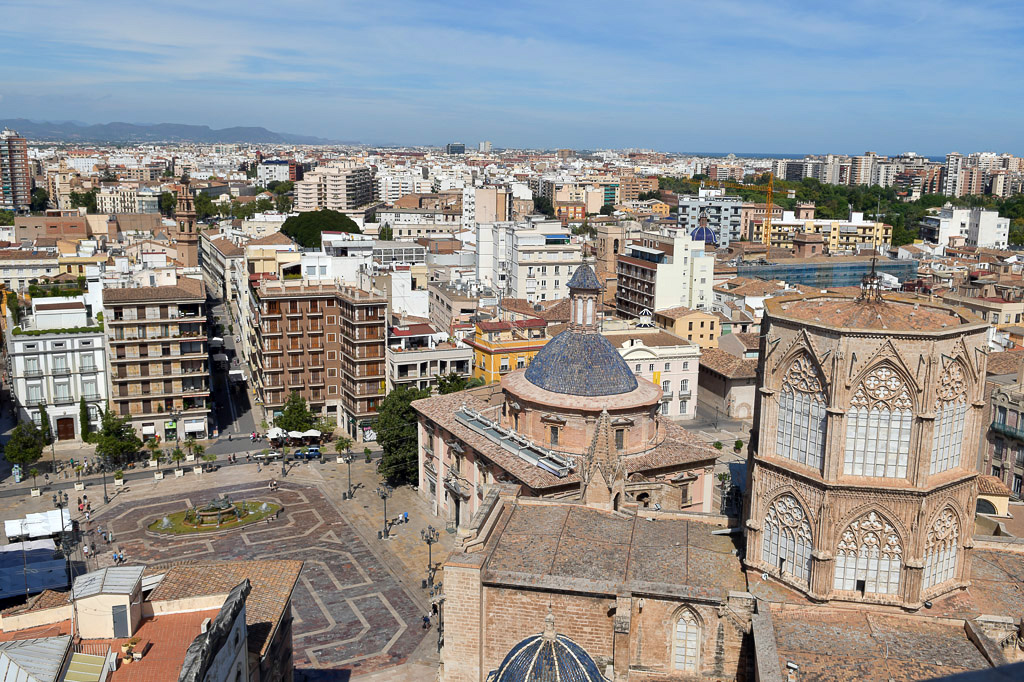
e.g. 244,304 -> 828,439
186,454 -> 196,462
30,488 -> 41,497
114,478 -> 125,487
174,468 -> 184,478
193,466 -> 203,475
154,471 -> 164,480
336,456 -> 346,463
148,459 -> 158,468
74,482 -> 85,491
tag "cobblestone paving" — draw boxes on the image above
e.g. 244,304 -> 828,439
97,480 -> 427,677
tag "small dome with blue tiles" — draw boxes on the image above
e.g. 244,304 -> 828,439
487,612 -> 606,682
690,225 -> 717,244
523,264 -> 638,397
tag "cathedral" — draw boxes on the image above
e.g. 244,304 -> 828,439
436,282 -> 1024,681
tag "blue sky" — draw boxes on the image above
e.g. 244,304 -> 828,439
2,0 -> 1023,153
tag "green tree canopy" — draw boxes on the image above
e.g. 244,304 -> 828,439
377,385 -> 430,485
0,210 -> 14,226
80,398 -> 93,442
281,210 -> 360,247
533,195 -> 555,217
4,422 -> 44,468
194,192 -> 217,220
276,391 -> 315,431
94,409 -> 141,467
599,204 -> 615,216
377,223 -> 394,241
31,188 -> 49,212
269,180 -> 294,195
435,373 -> 484,394
159,191 -> 177,215
37,404 -> 53,446
70,189 -> 97,213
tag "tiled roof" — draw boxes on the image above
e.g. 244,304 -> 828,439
246,231 -> 294,246
985,349 -> 1024,376
566,264 -> 602,290
714,277 -> 786,297
145,559 -> 302,657
483,504 -> 746,599
524,329 -> 639,396
537,298 -> 571,323
390,323 -> 436,337
699,348 -> 757,379
102,278 -> 205,303
654,305 -> 701,320
977,474 -> 1011,496
0,589 -> 68,616
210,238 -> 244,257
774,296 -> 968,332
108,609 -> 221,682
733,332 -> 760,350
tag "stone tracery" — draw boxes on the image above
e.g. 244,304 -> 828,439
761,494 -> 813,586
931,361 -> 968,474
845,364 -> 912,478
923,507 -> 960,589
777,354 -> 827,471
833,510 -> 903,595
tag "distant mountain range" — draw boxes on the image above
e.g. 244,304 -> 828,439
0,119 -> 353,145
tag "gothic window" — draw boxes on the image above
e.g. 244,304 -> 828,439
833,511 -> 903,595
776,355 -> 827,471
931,362 -> 968,475
923,507 -> 960,589
761,494 -> 813,586
844,365 -> 913,478
673,609 -> 700,672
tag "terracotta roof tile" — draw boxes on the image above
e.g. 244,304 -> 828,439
102,278 -> 205,303
977,474 -> 1012,496
699,348 -> 757,379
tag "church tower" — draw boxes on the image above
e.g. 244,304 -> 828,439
173,181 -> 199,267
744,291 -> 988,609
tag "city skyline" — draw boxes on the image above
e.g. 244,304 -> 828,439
3,1 -> 1024,153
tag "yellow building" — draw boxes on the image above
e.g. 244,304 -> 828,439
465,318 -> 550,383
652,306 -> 720,349
749,211 -> 892,253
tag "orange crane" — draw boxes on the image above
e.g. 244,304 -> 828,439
695,176 -> 794,253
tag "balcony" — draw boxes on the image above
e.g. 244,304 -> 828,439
52,367 -> 71,376
23,369 -> 43,377
82,393 -> 102,402
53,395 -> 75,405
992,421 -> 1024,441
678,389 -> 692,399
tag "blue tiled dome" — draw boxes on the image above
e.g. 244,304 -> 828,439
487,632 -> 605,682
524,329 -> 638,396
566,265 -> 603,291
690,225 -> 717,244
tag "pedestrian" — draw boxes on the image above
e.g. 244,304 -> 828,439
83,544 -> 90,559
85,510 -> 90,522
422,615 -> 431,630
257,463 -> 261,473
77,497 -> 81,507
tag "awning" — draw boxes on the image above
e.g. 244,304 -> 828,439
4,509 -> 71,540
301,429 -> 321,438
184,421 -> 206,433
142,424 -> 156,435
267,427 -> 285,439
287,430 -> 303,439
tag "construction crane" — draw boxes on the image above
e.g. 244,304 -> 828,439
696,176 -> 795,254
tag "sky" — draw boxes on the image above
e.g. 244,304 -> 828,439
2,0 -> 1023,154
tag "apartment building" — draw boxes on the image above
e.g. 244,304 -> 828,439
294,161 -> 374,212
617,175 -> 658,202
256,159 -> 299,185
199,230 -> 244,302
102,278 -> 211,442
739,202 -> 785,240
1,128 -> 31,211
615,230 -> 713,319
428,281 -> 487,335
0,250 -> 60,291
386,323 -> 473,392
508,231 -> 583,303
747,210 -> 893,253
985,378 -> 1024,498
247,277 -> 387,442
96,185 -> 140,214
377,171 -> 433,203
13,210 -> 91,242
465,318 -> 549,384
919,205 -> 1010,249
6,296 -> 107,441
677,186 -> 743,247
652,305 -> 720,349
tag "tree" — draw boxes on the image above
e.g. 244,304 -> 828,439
281,210 -> 360,247
274,194 -> 292,213
637,190 -> 661,201
376,385 -> 429,485
100,168 -> 117,182
146,438 -> 161,462
30,188 -> 49,212
79,398 -> 92,443
435,373 -> 484,394
162,168 -> 174,178
276,391 -> 315,431
0,210 -> 14,226
533,195 -> 555,217
28,467 -> 40,488
270,181 -> 293,195
94,409 -> 141,467
3,422 -> 44,469
37,404 -> 53,446
159,191 -> 177,216
201,449 -> 217,471
5,292 -> 20,325
377,223 -> 394,241
599,204 -> 614,216
69,189 -> 97,213
335,436 -> 353,456
194,192 -> 217,220
183,436 -> 197,457
170,446 -> 185,468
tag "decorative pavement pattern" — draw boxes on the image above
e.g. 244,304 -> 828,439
96,480 -> 426,677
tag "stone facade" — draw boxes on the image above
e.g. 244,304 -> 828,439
745,292 -> 989,609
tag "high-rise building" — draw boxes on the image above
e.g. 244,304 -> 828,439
943,152 -> 965,196
445,142 -> 466,155
1,128 -> 31,211
294,161 -> 374,212
745,288 -> 987,608
676,186 -> 743,247
478,141 -> 492,153
102,279 -> 212,442
615,230 -> 714,318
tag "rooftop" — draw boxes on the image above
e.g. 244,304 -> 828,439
72,566 -> 143,599
769,293 -> 981,333
102,278 -> 205,304
699,348 -> 758,379
524,329 -> 638,396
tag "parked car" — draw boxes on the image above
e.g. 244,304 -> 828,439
254,450 -> 282,461
293,448 -> 322,461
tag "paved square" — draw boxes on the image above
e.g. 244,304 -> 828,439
96,480 -> 428,677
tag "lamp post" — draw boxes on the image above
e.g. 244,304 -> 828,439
376,483 -> 393,538
421,525 -> 439,589
52,491 -> 73,576
99,463 -> 109,504
342,454 -> 353,499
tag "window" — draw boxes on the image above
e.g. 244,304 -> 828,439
994,439 -> 1005,460
649,363 -> 655,372
664,362 -> 671,371
923,508 -> 959,590
776,356 -> 827,471
844,365 -> 912,478
679,399 -> 688,415
517,357 -> 526,369
635,364 -> 641,372
997,406 -> 1007,424
660,402 -> 669,415
549,426 -> 559,446
682,361 -> 688,370
27,384 -> 43,404
662,380 -> 670,392
673,609 -> 700,672
614,428 -> 624,450
931,363 -> 967,475
680,379 -> 689,393
833,511 -> 902,595
761,494 -> 812,586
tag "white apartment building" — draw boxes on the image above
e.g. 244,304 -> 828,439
6,296 -> 108,442
615,230 -> 714,318
603,323 -> 701,420
677,186 -> 743,247
476,219 -> 582,303
97,186 -> 137,214
377,172 -> 432,203
919,204 -> 1010,249
294,161 -> 374,212
256,160 -> 293,186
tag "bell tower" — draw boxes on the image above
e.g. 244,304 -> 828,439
173,181 -> 199,267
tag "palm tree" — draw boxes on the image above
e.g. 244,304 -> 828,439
335,437 -> 353,458
28,467 -> 39,489
184,436 -> 197,457
146,439 -> 161,463
171,447 -> 185,469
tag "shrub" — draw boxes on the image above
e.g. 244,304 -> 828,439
713,441 -> 723,450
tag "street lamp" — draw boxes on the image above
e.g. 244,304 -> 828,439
421,525 -> 439,588
99,463 -> 109,505
376,483 -> 393,539
342,454 -> 353,500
